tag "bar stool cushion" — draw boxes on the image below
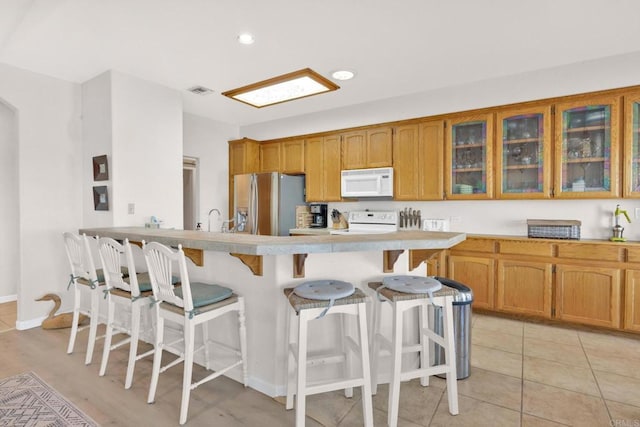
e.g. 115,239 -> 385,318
134,272 -> 180,292
368,281 -> 459,302
382,275 -> 442,294
293,280 -> 355,300
96,267 -> 129,282
284,288 -> 367,314
77,267 -> 130,287
175,282 -> 233,308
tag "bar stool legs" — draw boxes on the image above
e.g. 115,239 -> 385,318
370,289 -> 459,427
285,296 -> 373,427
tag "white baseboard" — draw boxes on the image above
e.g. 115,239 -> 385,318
0,295 -> 17,304
16,316 -> 46,331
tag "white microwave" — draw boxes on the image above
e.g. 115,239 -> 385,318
341,167 -> 394,198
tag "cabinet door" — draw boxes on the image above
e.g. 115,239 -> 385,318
260,142 -> 281,172
554,95 -> 620,198
447,255 -> 495,309
496,106 -> 552,198
623,90 -> 640,197
366,127 -> 393,167
324,134 -> 343,201
229,138 -> 259,175
393,124 -> 420,200
445,113 -> 494,199
624,269 -> 640,332
419,120 -> 444,200
555,264 -> 621,328
304,137 -> 324,201
496,259 -> 552,318
342,131 -> 367,170
281,139 -> 305,174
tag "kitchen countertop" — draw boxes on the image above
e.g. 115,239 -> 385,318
288,227 -> 332,235
80,227 -> 466,255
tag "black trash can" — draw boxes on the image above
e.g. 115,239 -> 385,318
430,277 -> 473,379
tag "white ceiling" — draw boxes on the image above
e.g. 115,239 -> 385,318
2,0 -> 640,126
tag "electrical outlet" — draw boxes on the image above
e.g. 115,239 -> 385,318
450,215 -> 462,223
128,203 -> 135,215
635,207 -> 640,219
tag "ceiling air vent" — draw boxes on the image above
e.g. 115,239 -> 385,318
187,85 -> 214,95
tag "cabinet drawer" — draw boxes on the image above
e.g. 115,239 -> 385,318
557,243 -> 623,262
451,238 -> 496,254
626,247 -> 640,263
499,240 -> 553,257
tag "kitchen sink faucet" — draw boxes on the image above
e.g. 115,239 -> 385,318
207,208 -> 221,232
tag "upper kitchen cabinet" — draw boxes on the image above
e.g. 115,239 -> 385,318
495,106 -> 552,198
554,95 -> 620,198
259,141 -> 281,172
281,139 -> 305,174
342,126 -> 393,170
393,120 -> 444,200
445,113 -> 494,199
623,90 -> 640,197
305,134 -> 342,202
229,138 -> 259,175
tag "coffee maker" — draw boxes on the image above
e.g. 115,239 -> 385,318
309,203 -> 328,228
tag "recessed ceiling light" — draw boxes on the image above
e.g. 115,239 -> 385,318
331,70 -> 356,81
237,33 -> 255,45
222,68 -> 340,108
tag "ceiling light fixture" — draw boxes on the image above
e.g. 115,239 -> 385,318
222,68 -> 340,108
237,33 -> 255,45
331,70 -> 356,81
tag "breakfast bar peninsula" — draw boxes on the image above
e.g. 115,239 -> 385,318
80,227 -> 466,396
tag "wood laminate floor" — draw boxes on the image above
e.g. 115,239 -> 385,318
0,304 -> 639,426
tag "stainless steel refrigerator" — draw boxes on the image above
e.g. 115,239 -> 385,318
233,173 -> 305,236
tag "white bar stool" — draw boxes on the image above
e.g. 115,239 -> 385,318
143,241 -> 248,425
63,232 -> 106,365
284,283 -> 373,427
96,237 -> 156,389
368,279 -> 459,427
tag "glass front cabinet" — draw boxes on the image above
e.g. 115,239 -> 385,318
554,96 -> 620,198
496,106 -> 552,198
624,91 -> 640,197
445,114 -> 493,199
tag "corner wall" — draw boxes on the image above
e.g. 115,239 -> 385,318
0,100 -> 19,301
183,113 -> 239,230
0,63 -> 82,327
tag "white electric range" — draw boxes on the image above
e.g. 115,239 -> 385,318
329,210 -> 399,235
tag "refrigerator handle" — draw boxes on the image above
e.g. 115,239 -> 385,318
250,174 -> 259,234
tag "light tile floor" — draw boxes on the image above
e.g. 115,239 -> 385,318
1,305 -> 639,426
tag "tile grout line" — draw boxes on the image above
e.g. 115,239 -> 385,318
427,386 -> 445,427
577,332 -> 613,424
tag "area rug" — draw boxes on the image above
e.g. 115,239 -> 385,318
0,372 -> 97,426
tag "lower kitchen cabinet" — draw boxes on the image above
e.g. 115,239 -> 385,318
496,259 -> 552,318
555,264 -> 621,329
448,255 -> 494,309
624,269 -> 640,332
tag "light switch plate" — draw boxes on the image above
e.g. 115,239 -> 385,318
128,203 -> 135,215
635,207 -> 640,219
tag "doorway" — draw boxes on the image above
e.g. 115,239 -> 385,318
183,156 -> 199,230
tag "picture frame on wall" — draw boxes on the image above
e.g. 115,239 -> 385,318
93,155 -> 109,181
93,186 -> 109,211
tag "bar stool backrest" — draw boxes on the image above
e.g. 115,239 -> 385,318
97,237 -> 140,298
143,241 -> 193,311
63,232 -> 99,284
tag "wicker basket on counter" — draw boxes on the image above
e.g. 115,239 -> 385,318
527,219 -> 581,240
